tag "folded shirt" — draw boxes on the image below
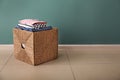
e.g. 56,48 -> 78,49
16,19 -> 52,32
17,24 -> 33,28
16,24 -> 52,32
19,19 -> 47,27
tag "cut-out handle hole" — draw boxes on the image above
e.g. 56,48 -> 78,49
21,43 -> 25,49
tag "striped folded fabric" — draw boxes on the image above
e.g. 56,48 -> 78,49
16,19 -> 52,32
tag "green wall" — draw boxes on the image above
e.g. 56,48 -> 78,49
0,0 -> 120,44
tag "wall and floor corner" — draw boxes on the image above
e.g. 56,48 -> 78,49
0,0 -> 120,44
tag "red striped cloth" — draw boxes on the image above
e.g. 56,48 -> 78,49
19,19 -> 47,26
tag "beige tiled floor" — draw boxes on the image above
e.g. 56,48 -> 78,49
0,45 -> 13,72
1,45 -> 120,80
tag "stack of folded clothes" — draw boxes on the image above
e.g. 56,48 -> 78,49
15,19 -> 52,32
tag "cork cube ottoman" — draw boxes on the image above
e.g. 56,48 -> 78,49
13,28 -> 58,65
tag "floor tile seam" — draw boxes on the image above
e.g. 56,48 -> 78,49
65,48 -> 77,80
0,53 -> 13,72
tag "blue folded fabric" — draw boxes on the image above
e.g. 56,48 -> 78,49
15,25 -> 52,32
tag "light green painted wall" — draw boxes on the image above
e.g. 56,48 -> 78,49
0,0 -> 120,44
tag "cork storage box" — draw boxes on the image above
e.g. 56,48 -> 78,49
13,28 -> 58,66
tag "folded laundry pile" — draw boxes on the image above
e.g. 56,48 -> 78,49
15,19 -> 52,32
